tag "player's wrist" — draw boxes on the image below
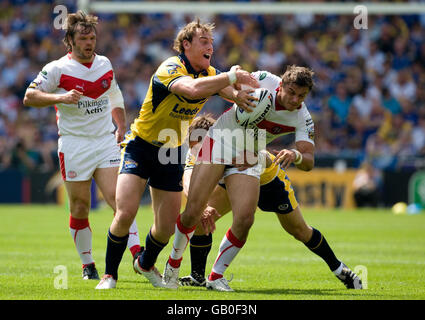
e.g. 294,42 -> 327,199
227,66 -> 238,85
291,149 -> 303,165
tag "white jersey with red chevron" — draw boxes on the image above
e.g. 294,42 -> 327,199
211,70 -> 315,148
29,53 -> 124,137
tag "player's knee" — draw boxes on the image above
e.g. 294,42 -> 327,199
234,212 -> 255,231
69,199 -> 90,217
114,208 -> 136,229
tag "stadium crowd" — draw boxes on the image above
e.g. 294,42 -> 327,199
1,0 -> 425,176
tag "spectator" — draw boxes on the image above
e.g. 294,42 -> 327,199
353,161 -> 382,208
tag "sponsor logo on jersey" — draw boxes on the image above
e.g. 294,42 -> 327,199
259,72 -> 267,80
307,126 -> 315,140
305,118 -> 313,126
77,97 -> 109,115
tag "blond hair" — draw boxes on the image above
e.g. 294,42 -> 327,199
173,19 -> 215,54
62,10 -> 98,52
281,65 -> 315,91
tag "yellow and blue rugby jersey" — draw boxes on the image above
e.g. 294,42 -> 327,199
131,54 -> 220,148
184,149 -> 280,186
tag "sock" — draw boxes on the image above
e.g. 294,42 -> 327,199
190,233 -> 212,281
209,228 -> 245,281
168,215 -> 196,268
127,218 -> 141,257
69,215 -> 94,267
304,227 -> 342,272
139,229 -> 167,270
104,229 -> 129,280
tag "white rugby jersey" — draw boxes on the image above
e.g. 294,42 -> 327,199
210,70 -> 315,151
29,53 -> 124,137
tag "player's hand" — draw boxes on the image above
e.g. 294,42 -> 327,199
273,148 -> 298,170
201,206 -> 221,234
115,126 -> 126,144
234,65 -> 260,89
61,89 -> 83,104
234,89 -> 258,113
232,150 -> 258,171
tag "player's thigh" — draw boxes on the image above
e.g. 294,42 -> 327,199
115,173 -> 147,223
93,166 -> 119,211
185,163 -> 225,217
150,188 -> 182,241
207,185 -> 232,218
65,180 -> 92,218
275,207 -> 312,242
224,173 -> 259,228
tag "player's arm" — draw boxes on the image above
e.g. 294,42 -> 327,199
109,78 -> 127,143
170,66 -> 258,106
23,88 -> 82,107
218,86 -> 258,112
273,141 -> 315,171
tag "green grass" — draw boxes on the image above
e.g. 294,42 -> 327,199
1,204 -> 425,301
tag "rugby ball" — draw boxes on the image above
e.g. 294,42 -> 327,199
235,88 -> 273,128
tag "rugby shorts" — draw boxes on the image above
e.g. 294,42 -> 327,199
257,169 -> 299,214
120,135 -> 184,192
58,134 -> 121,181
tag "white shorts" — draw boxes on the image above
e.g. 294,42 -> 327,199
58,134 -> 121,181
197,135 -> 265,181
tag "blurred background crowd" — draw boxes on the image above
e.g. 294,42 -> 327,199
1,0 -> 424,185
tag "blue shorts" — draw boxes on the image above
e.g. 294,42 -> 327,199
258,172 -> 298,214
219,169 -> 298,214
120,135 -> 184,192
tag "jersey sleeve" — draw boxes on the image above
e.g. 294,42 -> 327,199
28,61 -> 60,93
250,70 -> 281,91
107,76 -> 125,109
295,105 -> 315,145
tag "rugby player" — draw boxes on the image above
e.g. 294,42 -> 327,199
23,11 -> 141,280
178,114 -> 362,291
163,66 -> 361,291
96,19 -> 259,289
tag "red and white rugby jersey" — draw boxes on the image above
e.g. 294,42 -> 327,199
210,70 -> 315,149
29,53 -> 124,137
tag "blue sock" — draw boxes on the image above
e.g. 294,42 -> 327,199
189,233 -> 212,282
139,229 -> 167,270
304,228 -> 341,272
104,229 -> 128,280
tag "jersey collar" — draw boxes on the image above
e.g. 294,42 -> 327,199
178,53 -> 208,77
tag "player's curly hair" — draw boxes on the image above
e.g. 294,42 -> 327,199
173,18 -> 215,54
62,10 -> 98,52
281,65 -> 315,91
188,113 -> 216,144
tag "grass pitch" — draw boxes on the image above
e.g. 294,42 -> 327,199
1,204 -> 425,301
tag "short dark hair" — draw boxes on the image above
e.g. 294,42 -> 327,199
62,11 -> 98,52
281,65 -> 315,91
